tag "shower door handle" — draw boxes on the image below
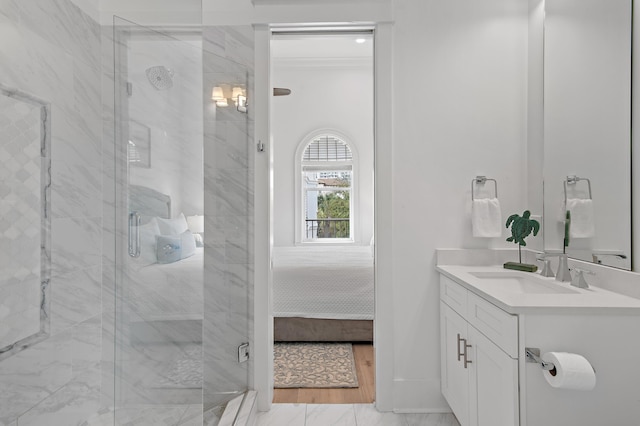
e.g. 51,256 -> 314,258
128,211 -> 141,258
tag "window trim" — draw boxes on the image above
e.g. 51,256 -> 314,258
295,130 -> 358,245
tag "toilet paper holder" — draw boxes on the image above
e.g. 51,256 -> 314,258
525,347 -> 556,371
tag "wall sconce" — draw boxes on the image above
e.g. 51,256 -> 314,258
211,86 -> 228,107
212,85 -> 247,112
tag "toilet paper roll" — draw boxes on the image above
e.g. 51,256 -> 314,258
542,352 -> 596,391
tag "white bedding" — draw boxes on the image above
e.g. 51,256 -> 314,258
127,247 -> 204,321
272,246 -> 374,320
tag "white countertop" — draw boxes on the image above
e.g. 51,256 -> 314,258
437,265 -> 640,315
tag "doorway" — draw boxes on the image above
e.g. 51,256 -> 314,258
269,30 -> 376,404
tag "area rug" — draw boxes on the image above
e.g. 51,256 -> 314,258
154,344 -> 203,388
273,342 -> 359,388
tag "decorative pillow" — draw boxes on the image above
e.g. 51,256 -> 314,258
156,230 -> 196,264
136,217 -> 161,266
156,234 -> 182,264
156,213 -> 189,236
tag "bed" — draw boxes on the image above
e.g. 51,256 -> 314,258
125,185 -> 204,341
272,245 -> 374,342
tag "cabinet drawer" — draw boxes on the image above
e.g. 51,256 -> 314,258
440,275 -> 468,315
467,292 -> 518,358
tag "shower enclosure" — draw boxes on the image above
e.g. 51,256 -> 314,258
111,17 -> 253,425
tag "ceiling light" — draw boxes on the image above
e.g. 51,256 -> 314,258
355,38 -> 366,44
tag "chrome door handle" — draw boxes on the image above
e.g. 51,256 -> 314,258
463,342 -> 473,369
457,333 -> 465,361
128,211 -> 141,258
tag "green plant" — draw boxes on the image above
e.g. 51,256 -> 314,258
506,210 -> 540,263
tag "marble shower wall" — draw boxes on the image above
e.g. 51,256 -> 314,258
202,25 -> 255,413
0,0 -> 103,425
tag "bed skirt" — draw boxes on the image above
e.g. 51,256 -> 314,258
274,317 -> 373,342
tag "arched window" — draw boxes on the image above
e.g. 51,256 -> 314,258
297,133 -> 355,243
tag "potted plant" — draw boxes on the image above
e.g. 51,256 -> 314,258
504,210 -> 540,272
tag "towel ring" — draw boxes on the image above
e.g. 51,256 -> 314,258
564,175 -> 592,202
471,176 -> 498,201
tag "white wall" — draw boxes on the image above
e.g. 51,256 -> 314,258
272,59 -> 374,246
391,0 -> 528,410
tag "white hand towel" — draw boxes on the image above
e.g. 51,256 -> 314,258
472,198 -> 502,238
565,198 -> 595,238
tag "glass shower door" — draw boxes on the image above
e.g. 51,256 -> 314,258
112,17 -> 251,425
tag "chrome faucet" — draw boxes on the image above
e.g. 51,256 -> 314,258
536,253 -> 571,282
571,268 -> 594,289
535,254 -> 555,277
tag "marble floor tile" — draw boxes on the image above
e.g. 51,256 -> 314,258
353,404 -> 407,426
403,412 -> 461,426
177,404 -> 203,426
254,403 -> 306,426
113,405 -> 189,426
305,404 -> 357,426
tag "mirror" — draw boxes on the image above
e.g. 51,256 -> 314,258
0,85 -> 51,359
541,0 -> 632,269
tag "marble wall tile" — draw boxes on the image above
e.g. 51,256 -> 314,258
305,404 -> 357,426
0,0 -> 18,24
71,316 -> 101,380
99,260 -> 115,409
204,121 -> 250,170
0,328 -> 73,424
73,59 -> 103,137
16,0 -> 100,71
0,89 -> 43,349
203,27 -> 226,58
202,25 -> 255,415
51,135 -> 102,219
51,216 -> 102,277
17,325 -> 102,426
50,266 -> 101,335
0,26 -> 74,111
0,0 -> 104,424
204,168 -> 252,218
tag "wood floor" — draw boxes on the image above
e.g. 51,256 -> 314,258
273,343 -> 375,404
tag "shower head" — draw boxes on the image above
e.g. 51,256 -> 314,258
145,66 -> 174,90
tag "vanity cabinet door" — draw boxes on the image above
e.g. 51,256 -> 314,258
441,302 -> 470,426
468,326 -> 519,426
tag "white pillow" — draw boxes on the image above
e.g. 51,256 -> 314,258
156,213 -> 189,235
136,217 -> 161,266
180,229 -> 197,259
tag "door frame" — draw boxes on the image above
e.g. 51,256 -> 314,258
253,22 -> 394,412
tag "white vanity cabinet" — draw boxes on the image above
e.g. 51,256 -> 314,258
440,275 -> 519,426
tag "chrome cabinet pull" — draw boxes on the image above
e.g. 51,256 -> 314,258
463,342 -> 473,369
457,333 -> 465,361
128,211 -> 141,258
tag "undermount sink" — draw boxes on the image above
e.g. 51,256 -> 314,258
469,271 -> 579,294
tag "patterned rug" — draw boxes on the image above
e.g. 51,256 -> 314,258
273,342 -> 359,388
154,344 -> 202,388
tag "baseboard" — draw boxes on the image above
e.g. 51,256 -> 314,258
392,378 -> 451,413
